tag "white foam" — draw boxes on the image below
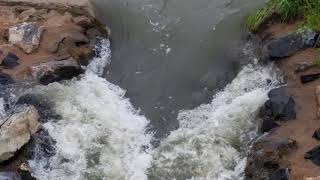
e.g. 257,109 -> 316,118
29,39 -> 152,180
148,63 -> 281,180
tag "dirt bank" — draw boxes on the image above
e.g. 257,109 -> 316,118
260,23 -> 320,179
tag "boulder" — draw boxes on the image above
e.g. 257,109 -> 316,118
0,73 -> 14,85
8,22 -> 44,54
0,106 -> 40,162
30,58 -> 83,85
305,145 -> 320,166
0,50 -> 20,68
263,86 -> 296,121
265,29 -> 318,59
245,137 -> 296,180
16,94 -> 61,122
0,172 -> 20,180
259,119 -> 279,133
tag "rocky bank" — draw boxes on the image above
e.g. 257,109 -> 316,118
245,22 -> 320,179
0,0 -> 108,179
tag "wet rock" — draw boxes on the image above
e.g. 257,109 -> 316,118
0,106 -> 40,162
313,129 -> 320,140
73,16 -> 93,28
26,129 -> 56,160
305,145 -> 320,166
8,23 -> 44,54
16,94 -> 61,123
245,137 -> 296,180
0,50 -> 20,69
271,169 -> 289,180
0,171 -> 20,180
259,119 -> 279,133
30,58 -> 83,85
18,163 -> 36,180
265,29 -> 318,59
0,73 -> 14,85
295,62 -> 315,73
263,86 -> 296,121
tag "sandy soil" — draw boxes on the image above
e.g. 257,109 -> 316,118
264,23 -> 320,179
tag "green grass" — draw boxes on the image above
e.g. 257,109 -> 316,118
246,0 -> 320,32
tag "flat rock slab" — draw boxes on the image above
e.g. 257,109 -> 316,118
9,22 -> 44,54
0,106 -> 40,162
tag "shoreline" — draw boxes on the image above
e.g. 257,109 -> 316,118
0,0 -> 109,179
245,20 -> 320,180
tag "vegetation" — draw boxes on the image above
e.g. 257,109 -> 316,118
246,0 -> 320,32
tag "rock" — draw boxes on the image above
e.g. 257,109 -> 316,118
245,137 -> 296,180
0,73 -> 14,85
301,73 -> 320,84
271,169 -> 289,180
0,106 -> 40,162
0,172 -> 20,180
295,62 -> 315,73
313,129 -> 320,140
8,22 -> 44,54
0,50 -> 20,68
30,58 -> 83,85
18,163 -> 36,180
259,119 -> 279,133
73,16 -> 93,28
260,86 -> 296,122
16,94 -> 61,123
265,29 -> 318,59
305,145 -> 320,166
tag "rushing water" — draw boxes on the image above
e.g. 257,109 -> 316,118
0,0 -> 285,179
94,0 -> 267,140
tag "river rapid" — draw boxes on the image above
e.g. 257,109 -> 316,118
0,0 -> 287,179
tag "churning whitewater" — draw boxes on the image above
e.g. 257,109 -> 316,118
27,39 -> 281,180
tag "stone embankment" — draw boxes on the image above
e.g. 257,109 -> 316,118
0,0 -> 108,179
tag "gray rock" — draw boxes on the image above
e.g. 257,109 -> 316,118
245,137 -> 296,180
266,29 -> 318,59
30,58 -> 83,85
0,106 -> 40,162
262,86 -> 296,121
9,23 -> 44,54
0,73 -> 14,85
0,172 -> 20,180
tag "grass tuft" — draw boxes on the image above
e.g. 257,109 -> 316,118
246,0 -> 320,32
